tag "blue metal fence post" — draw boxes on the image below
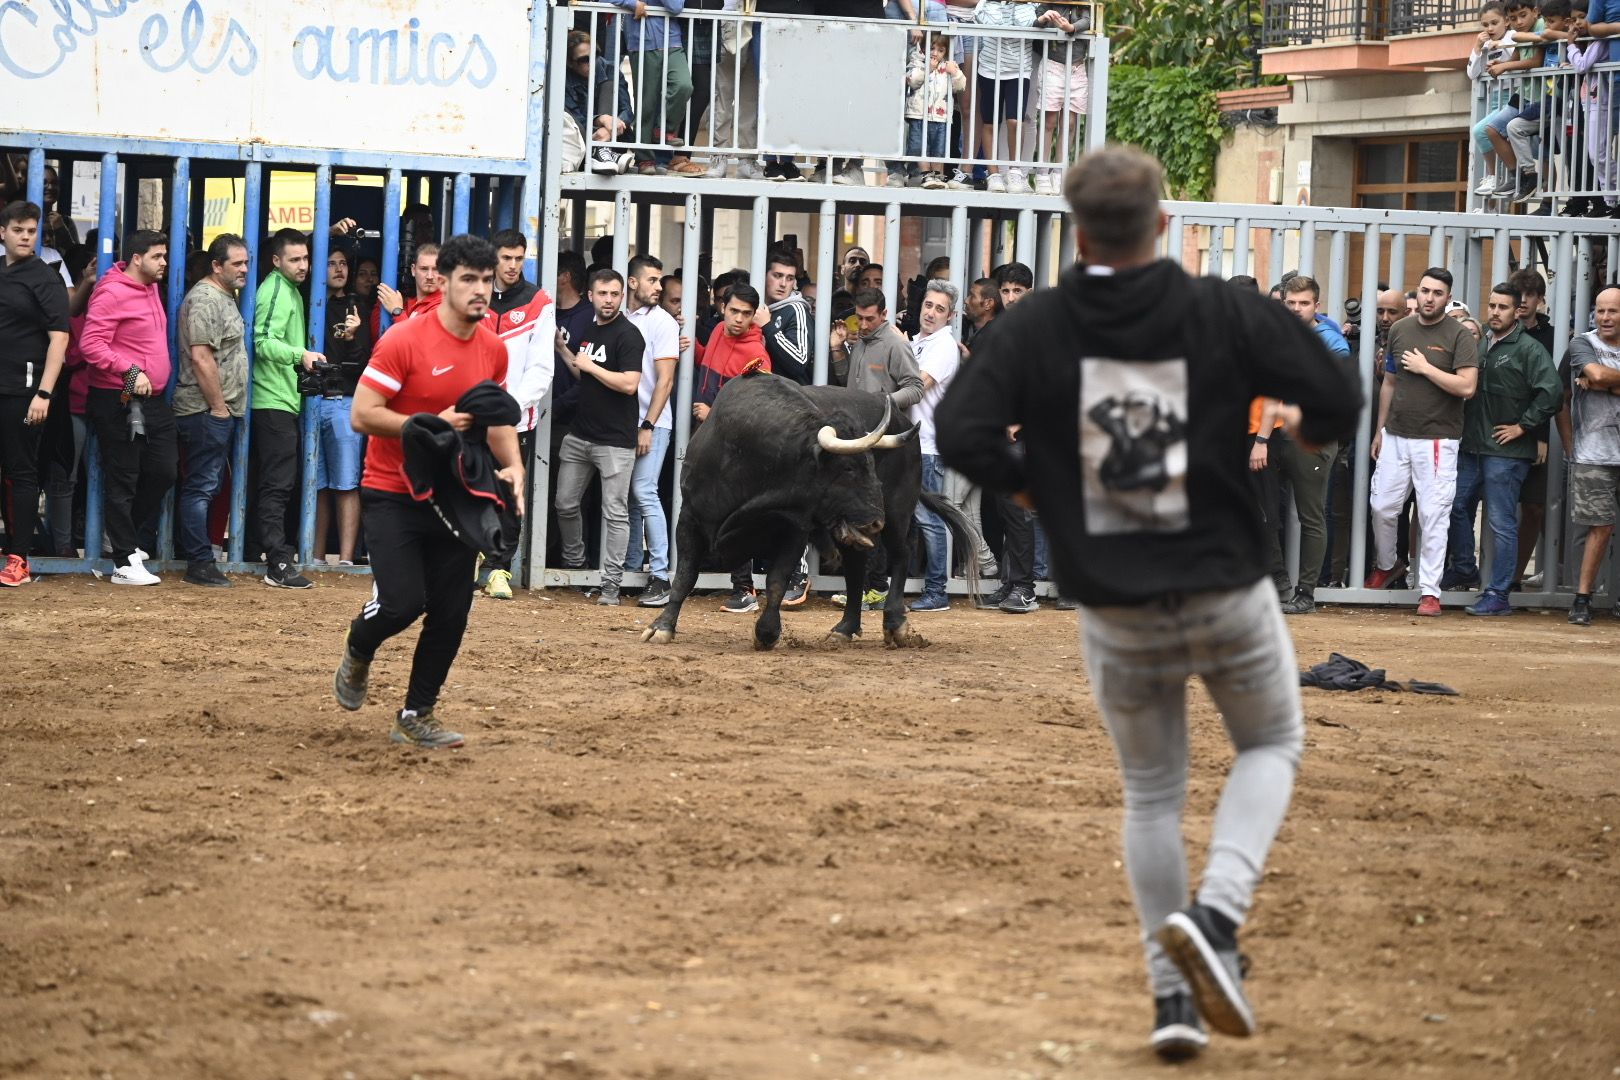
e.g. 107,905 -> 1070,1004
380,169 -> 403,336
495,177 -> 519,233
83,153 -> 120,569
302,165 -> 332,566
229,164 -> 263,564
155,155 -> 191,563
452,173 -> 472,235
471,175 -> 491,235
24,148 -> 45,209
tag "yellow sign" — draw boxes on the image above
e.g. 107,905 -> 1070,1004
200,172 -> 387,247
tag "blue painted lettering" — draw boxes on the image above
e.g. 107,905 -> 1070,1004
0,0 -> 141,81
138,0 -> 255,76
292,18 -> 496,89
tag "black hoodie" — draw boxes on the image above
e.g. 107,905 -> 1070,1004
400,380 -> 521,556
936,260 -> 1362,607
0,253 -> 70,396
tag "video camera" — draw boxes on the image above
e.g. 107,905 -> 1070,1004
297,359 -> 346,400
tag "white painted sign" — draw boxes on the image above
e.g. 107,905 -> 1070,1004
0,0 -> 534,160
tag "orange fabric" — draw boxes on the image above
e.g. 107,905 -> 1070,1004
1248,396 -> 1284,435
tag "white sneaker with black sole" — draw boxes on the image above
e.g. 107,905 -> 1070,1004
1155,905 -> 1256,1038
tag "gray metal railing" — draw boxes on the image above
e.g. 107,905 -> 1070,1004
1389,0 -> 1473,37
1262,0 -> 1387,47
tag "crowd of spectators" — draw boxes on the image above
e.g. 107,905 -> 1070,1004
560,1 -> 1093,193
1233,262 -> 1618,621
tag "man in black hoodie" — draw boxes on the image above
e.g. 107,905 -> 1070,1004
937,147 -> 1361,1061
0,201 -> 69,586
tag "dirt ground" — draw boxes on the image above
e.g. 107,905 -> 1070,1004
1,575 -> 1617,1080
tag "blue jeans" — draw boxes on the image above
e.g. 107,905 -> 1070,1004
176,411 -> 237,563
1473,103 -> 1518,154
626,426 -> 671,578
906,117 -> 948,161
315,396 -> 362,491
914,453 -> 948,597
1447,452 -> 1530,596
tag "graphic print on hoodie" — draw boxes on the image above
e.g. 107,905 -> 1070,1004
1080,358 -> 1189,535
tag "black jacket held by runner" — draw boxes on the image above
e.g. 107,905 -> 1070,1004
936,260 -> 1362,607
401,380 -> 521,557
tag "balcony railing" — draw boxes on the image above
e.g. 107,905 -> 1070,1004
1261,0 -> 1387,48
559,4 -> 1104,192
1470,54 -> 1620,211
1388,0 -> 1474,37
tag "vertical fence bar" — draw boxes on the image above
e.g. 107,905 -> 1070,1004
1348,225 -> 1382,590
883,203 -> 901,310
1388,231 -> 1407,295
613,190 -> 633,271
451,172 -> 472,236
1207,224 -> 1224,278
814,199 -> 835,385
1427,226 -> 1446,275
154,155 -> 191,563
1544,229 -> 1574,592
750,196 -> 768,286
1326,229 -> 1348,329
669,192 -> 702,575
1231,218 -> 1250,279
380,168 -> 403,335
949,203 -> 969,340
969,211 -> 986,278
84,153 -> 122,566
301,165 -> 332,566
1298,222 -> 1316,279
1166,215 -> 1184,270
24,147 -> 45,207
228,163 -> 262,564
1270,227 -> 1286,286
1491,226 -> 1512,288
1015,209 -> 1036,271
1085,35 -> 1109,151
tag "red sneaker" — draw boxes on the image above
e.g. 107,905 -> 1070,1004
1416,595 -> 1441,617
1363,559 -> 1406,590
0,553 -> 30,587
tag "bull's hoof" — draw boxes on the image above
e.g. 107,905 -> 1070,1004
883,621 -> 929,649
752,634 -> 780,652
641,626 -> 674,645
821,630 -> 855,647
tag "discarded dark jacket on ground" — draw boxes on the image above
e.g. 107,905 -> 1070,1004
1299,653 -> 1458,696
400,380 -> 521,557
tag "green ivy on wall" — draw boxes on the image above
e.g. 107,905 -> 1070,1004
1105,65 -> 1226,201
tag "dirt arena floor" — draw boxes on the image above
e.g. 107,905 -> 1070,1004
2,574 -> 1617,1080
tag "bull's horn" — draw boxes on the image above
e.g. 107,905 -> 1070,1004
816,397 -> 893,455
873,423 -> 919,450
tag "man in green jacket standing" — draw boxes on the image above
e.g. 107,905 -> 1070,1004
1444,280 -> 1560,616
251,227 -> 322,589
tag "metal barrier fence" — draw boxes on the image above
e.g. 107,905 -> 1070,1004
558,3 -> 1106,191
1262,0 -> 1388,48
1471,51 -> 1620,211
532,192 -> 1620,609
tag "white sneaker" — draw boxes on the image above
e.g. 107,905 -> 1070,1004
1473,176 -> 1500,195
707,155 -> 732,178
921,172 -> 945,189
736,159 -> 765,180
946,169 -> 971,190
834,163 -> 864,186
1033,171 -> 1053,195
1007,167 -> 1028,192
987,173 -> 1007,193
112,555 -> 161,586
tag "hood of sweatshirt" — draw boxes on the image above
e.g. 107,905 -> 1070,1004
704,324 -> 770,378
82,262 -> 170,391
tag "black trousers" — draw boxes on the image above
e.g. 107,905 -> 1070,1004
0,394 -> 44,557
348,489 -> 479,713
252,409 -> 300,565
997,494 -> 1035,591
85,388 -> 178,565
1247,441 -> 1287,588
486,429 -> 533,574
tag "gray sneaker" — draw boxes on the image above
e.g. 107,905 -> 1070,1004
999,585 -> 1038,614
597,583 -> 621,606
1155,905 -> 1256,1038
332,630 -> 370,712
390,708 -> 464,749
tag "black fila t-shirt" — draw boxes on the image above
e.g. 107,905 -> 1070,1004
569,313 -> 644,450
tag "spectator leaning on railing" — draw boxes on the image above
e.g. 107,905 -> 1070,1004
1469,1 -> 1543,203
564,30 -> 637,176
974,0 -> 1038,193
1032,4 -> 1091,196
609,0 -> 706,177
1502,0 -> 1577,205
1569,6 -> 1620,215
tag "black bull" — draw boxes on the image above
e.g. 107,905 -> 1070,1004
641,374 -> 981,650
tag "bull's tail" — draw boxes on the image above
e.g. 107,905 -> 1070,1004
919,490 -> 984,603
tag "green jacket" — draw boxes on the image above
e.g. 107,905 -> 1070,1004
1461,322 -> 1561,459
252,272 -> 307,414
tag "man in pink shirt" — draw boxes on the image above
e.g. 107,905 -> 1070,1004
78,230 -> 177,585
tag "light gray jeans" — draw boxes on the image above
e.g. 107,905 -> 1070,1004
943,467 -> 998,575
1081,577 -> 1304,996
554,433 -> 636,587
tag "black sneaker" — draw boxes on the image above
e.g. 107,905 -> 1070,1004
1570,595 -> 1593,626
264,559 -> 314,589
722,587 -> 758,613
1151,992 -> 1209,1061
1054,596 -> 1078,611
1561,196 -> 1592,217
779,161 -> 805,182
764,160 -> 787,182
1511,168 -> 1538,203
999,585 -> 1038,614
1156,905 -> 1256,1037
1280,591 -> 1316,615
332,630 -> 370,712
976,583 -> 1011,610
183,560 -> 231,587
638,576 -> 671,607
782,572 -> 809,607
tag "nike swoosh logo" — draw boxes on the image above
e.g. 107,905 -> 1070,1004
432,366 -> 453,376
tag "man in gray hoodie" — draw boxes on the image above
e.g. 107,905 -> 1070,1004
829,287 -> 925,608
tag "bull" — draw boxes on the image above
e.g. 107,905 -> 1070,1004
641,373 -> 979,650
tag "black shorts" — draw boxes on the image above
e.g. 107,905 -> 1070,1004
1519,459 -> 1547,506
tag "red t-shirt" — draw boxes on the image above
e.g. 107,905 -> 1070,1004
358,310 -> 509,495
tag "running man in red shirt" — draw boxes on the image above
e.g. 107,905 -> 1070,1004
332,235 -> 524,748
